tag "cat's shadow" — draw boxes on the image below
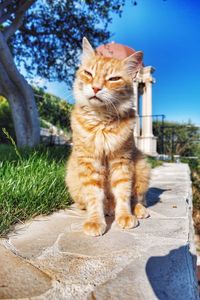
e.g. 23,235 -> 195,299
146,187 -> 168,207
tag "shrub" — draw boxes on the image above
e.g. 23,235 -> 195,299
0,97 -> 15,143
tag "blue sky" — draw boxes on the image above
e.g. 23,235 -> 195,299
45,0 -> 200,125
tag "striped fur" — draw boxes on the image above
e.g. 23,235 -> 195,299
66,38 -> 150,236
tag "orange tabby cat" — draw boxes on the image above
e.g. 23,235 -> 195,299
66,37 -> 150,236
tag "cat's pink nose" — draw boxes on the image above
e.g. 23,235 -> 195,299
92,86 -> 101,94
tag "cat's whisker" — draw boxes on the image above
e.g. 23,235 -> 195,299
104,98 -> 120,124
104,93 -> 121,106
104,101 -> 116,119
101,93 -> 120,121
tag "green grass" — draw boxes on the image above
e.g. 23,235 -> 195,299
147,157 -> 163,168
0,144 -> 72,236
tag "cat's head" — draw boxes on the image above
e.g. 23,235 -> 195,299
74,38 -> 143,113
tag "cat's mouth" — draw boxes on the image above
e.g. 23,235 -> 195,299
89,96 -> 103,102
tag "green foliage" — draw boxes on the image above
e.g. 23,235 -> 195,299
153,120 -> 200,157
0,97 -> 15,144
0,89 -> 72,144
0,144 -> 72,236
34,87 -> 72,130
147,157 -> 163,168
154,120 -> 200,216
192,169 -> 200,209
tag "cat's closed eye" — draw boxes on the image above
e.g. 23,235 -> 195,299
84,70 -> 93,77
108,76 -> 122,81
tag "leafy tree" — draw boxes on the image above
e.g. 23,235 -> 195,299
0,90 -> 72,144
0,0 -> 125,147
153,121 -> 200,157
34,87 -> 72,130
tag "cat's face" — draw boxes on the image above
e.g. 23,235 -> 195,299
74,38 -> 143,112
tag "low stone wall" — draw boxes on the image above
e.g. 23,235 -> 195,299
40,127 -> 69,145
0,163 -> 199,299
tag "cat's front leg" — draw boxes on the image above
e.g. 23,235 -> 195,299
132,158 -> 150,219
110,159 -> 138,229
78,157 -> 106,236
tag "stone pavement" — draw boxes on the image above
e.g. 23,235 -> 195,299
0,163 -> 199,300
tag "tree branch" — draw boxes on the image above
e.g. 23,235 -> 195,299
21,28 -> 59,36
0,74 -> 5,96
0,0 -> 14,13
0,59 -> 16,97
0,30 -> 37,103
0,10 -> 13,25
0,0 -> 15,23
3,0 -> 36,41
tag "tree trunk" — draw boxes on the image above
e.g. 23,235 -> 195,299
7,85 -> 40,147
0,32 -> 40,147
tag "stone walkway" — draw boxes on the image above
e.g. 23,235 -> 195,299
0,163 -> 199,300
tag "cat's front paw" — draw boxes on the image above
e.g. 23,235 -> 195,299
134,203 -> 149,219
83,220 -> 106,236
116,214 -> 138,229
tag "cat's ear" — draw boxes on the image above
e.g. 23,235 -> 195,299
81,37 -> 95,62
123,51 -> 143,79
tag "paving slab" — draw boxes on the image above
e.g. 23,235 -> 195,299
0,163 -> 199,300
0,243 -> 52,299
89,243 -> 195,300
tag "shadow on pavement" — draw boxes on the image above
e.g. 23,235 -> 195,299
145,245 -> 198,300
146,187 -> 168,207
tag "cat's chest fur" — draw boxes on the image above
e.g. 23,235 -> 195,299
73,107 -> 134,157
88,122 -> 118,156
